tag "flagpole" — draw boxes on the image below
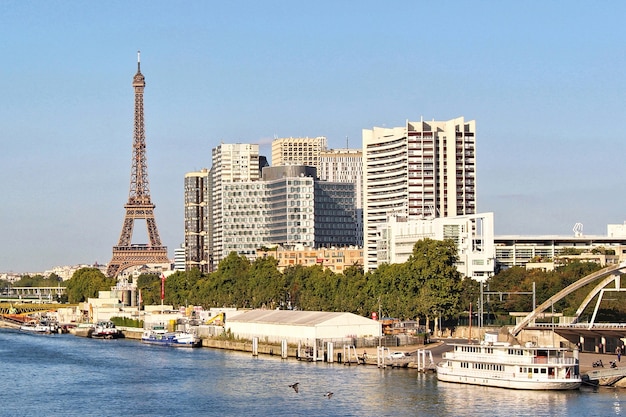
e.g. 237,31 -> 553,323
161,273 -> 165,314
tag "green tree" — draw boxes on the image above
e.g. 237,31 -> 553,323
13,274 -> 61,287
406,238 -> 464,321
135,273 -> 162,305
248,256 -> 285,309
63,268 -> 115,303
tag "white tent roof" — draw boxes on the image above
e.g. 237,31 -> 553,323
227,309 -> 374,327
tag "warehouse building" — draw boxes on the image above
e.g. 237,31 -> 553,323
225,309 -> 381,345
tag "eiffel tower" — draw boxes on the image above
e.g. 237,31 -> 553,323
107,52 -> 169,277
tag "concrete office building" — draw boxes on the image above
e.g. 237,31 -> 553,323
220,165 -> 357,263
495,233 -> 626,270
271,136 -> 328,171
256,245 -> 363,273
377,212 -> 495,281
363,117 -> 476,271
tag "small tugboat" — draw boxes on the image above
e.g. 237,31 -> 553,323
91,321 -> 122,339
141,325 -> 201,348
436,333 -> 581,390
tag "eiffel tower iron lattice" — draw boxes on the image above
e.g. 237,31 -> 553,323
107,52 -> 169,277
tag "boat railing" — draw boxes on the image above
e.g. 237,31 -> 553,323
532,357 -> 577,365
444,352 -> 578,366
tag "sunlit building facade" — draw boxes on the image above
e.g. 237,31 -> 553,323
363,117 -> 476,271
377,212 -> 495,281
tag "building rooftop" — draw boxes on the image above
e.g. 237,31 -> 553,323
227,309 -> 369,326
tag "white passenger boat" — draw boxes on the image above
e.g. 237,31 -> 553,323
141,326 -> 201,348
436,334 -> 581,390
20,320 -> 54,334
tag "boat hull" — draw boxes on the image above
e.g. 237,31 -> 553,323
20,326 -> 53,334
141,330 -> 201,348
91,321 -> 122,339
141,339 -> 200,348
436,367 -> 581,390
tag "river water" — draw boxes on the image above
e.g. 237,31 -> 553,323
0,329 -> 623,417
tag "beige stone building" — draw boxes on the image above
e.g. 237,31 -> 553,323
256,245 -> 363,273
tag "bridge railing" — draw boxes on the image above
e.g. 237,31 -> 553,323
532,322 -> 626,329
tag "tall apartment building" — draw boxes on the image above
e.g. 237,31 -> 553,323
362,117 -> 476,271
184,169 -> 210,272
208,144 -> 261,271
271,136 -> 328,170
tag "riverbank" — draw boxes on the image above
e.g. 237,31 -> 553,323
81,327 -> 626,375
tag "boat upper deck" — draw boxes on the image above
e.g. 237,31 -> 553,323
444,342 -> 578,366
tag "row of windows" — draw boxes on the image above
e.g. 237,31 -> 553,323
459,362 -> 504,372
519,367 -> 551,375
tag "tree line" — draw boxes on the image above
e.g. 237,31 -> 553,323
4,238 -> 625,324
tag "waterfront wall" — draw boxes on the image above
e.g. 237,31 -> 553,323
202,339 -> 299,357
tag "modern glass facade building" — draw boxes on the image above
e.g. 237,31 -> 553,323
220,165 -> 357,262
319,148 -> 363,246
192,145 -> 359,268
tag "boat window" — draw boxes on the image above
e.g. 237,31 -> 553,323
534,368 -> 539,374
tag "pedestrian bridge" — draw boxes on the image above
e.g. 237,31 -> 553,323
1,286 -> 66,302
529,322 -> 626,339
509,262 -> 626,350
0,302 -> 64,315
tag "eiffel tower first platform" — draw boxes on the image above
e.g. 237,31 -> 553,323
107,52 -> 169,278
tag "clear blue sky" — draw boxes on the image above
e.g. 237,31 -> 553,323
2,1 -> 626,273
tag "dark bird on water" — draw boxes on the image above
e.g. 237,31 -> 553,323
324,392 -> 333,399
289,382 -> 299,393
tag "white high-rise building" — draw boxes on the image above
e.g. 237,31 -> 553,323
363,117 -> 476,271
209,144 -> 261,270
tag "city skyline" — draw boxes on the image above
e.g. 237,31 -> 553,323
2,2 -> 626,272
